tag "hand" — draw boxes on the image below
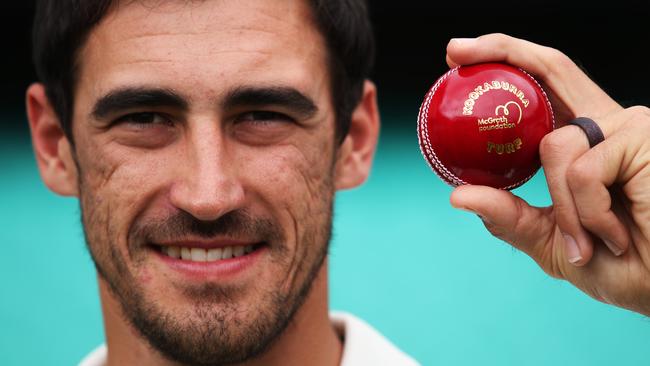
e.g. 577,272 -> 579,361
446,33 -> 650,316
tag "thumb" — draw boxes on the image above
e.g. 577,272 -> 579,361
450,185 -> 555,262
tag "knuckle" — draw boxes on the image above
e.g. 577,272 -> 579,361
540,48 -> 579,84
480,33 -> 515,50
577,212 -> 602,230
618,106 -> 650,135
481,32 -> 510,42
566,159 -> 592,190
545,47 -> 573,67
541,46 -> 574,70
539,128 -> 574,160
627,105 -> 650,121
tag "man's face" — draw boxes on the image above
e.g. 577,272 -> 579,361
72,0 -> 337,363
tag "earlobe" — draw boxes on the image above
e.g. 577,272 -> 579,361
26,83 -> 79,197
334,80 -> 380,190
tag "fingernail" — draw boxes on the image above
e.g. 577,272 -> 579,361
603,239 -> 624,256
563,234 -> 582,264
450,38 -> 476,45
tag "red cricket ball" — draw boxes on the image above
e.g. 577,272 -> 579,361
417,62 -> 554,190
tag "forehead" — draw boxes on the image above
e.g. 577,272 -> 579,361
77,0 -> 328,102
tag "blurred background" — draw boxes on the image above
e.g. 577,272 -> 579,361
2,1 -> 650,365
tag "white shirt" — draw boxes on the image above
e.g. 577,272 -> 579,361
79,311 -> 420,366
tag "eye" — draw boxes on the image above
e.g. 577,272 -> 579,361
234,111 -> 295,125
113,112 -> 173,128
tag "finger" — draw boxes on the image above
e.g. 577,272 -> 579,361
445,53 -> 458,68
445,34 -> 622,119
539,127 -> 595,265
566,108 -> 650,255
540,110 -> 630,264
450,185 -> 557,266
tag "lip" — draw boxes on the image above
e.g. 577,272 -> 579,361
155,238 -> 255,250
150,244 -> 268,281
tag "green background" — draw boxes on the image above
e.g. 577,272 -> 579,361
2,107 -> 649,365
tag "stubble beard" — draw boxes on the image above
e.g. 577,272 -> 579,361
78,178 -> 334,366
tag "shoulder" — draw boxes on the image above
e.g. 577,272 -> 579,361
78,344 -> 107,366
330,311 -> 421,366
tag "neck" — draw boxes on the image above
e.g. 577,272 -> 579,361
100,259 -> 342,366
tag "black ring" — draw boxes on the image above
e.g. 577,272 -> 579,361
568,117 -> 605,148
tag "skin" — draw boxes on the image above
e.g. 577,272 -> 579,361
26,1 -> 379,365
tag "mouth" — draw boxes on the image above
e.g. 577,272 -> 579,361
153,243 -> 265,263
146,238 -> 270,280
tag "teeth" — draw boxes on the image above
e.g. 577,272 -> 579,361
233,246 -> 245,257
167,246 -> 181,259
181,247 -> 191,260
162,245 -> 256,262
222,246 -> 233,260
207,248 -> 222,261
191,248 -> 207,262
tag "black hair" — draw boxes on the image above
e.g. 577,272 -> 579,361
32,0 -> 375,143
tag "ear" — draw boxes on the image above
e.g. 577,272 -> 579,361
26,83 -> 79,197
334,80 -> 380,190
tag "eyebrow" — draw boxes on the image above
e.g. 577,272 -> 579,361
90,85 -> 319,120
91,87 -> 188,119
222,86 -> 318,118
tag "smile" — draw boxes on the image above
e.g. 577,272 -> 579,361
157,244 -> 261,262
149,240 -> 269,279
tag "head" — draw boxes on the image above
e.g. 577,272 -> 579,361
31,0 -> 375,146
27,0 -> 379,365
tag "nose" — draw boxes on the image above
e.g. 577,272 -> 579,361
169,123 -> 245,221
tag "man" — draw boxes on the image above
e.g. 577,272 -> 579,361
26,1 -> 650,366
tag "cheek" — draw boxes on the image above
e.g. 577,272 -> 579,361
242,143 -> 335,293
77,142 -> 174,245
244,141 -> 334,210
239,140 -> 335,262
